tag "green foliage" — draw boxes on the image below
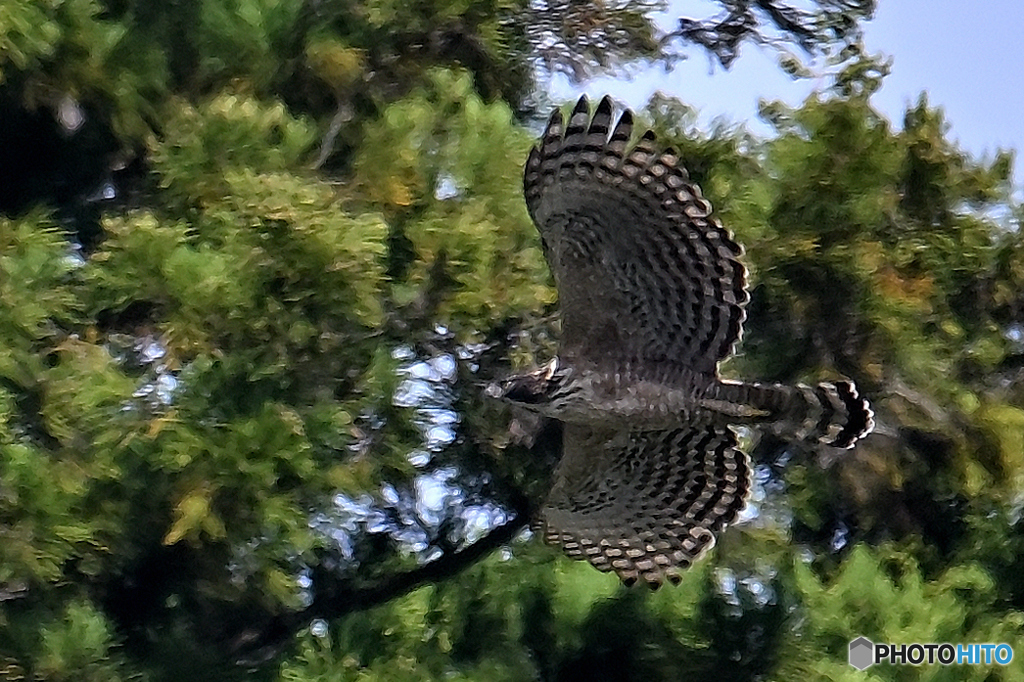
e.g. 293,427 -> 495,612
0,216 -> 78,375
351,70 -> 554,328
0,0 -> 166,138
151,92 -> 318,207
0,0 -> 63,79
193,0 -> 305,92
783,546 -> 1024,681
34,600 -> 133,682
3,3 -> 1024,681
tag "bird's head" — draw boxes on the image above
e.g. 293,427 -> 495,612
486,358 -> 569,408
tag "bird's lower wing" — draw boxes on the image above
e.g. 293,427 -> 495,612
537,423 -> 750,588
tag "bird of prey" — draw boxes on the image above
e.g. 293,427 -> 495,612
491,95 -> 874,588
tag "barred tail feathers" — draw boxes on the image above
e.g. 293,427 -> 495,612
704,380 -> 874,448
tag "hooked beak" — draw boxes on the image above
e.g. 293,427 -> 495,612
486,357 -> 561,405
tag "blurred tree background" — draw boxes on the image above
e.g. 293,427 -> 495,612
2,0 -> 1023,680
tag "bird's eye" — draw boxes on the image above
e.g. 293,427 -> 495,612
503,380 -> 543,404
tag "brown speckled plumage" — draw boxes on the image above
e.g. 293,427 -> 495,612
499,96 -> 873,588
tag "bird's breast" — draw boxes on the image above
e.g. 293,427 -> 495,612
554,371 -> 712,429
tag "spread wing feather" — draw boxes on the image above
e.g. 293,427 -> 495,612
524,96 -> 748,376
536,423 -> 751,587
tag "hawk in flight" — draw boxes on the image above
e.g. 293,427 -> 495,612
492,96 -> 874,587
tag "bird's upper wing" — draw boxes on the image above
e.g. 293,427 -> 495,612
524,96 -> 748,376
537,423 -> 750,587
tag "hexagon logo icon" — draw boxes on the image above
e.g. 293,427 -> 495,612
849,637 -> 874,670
